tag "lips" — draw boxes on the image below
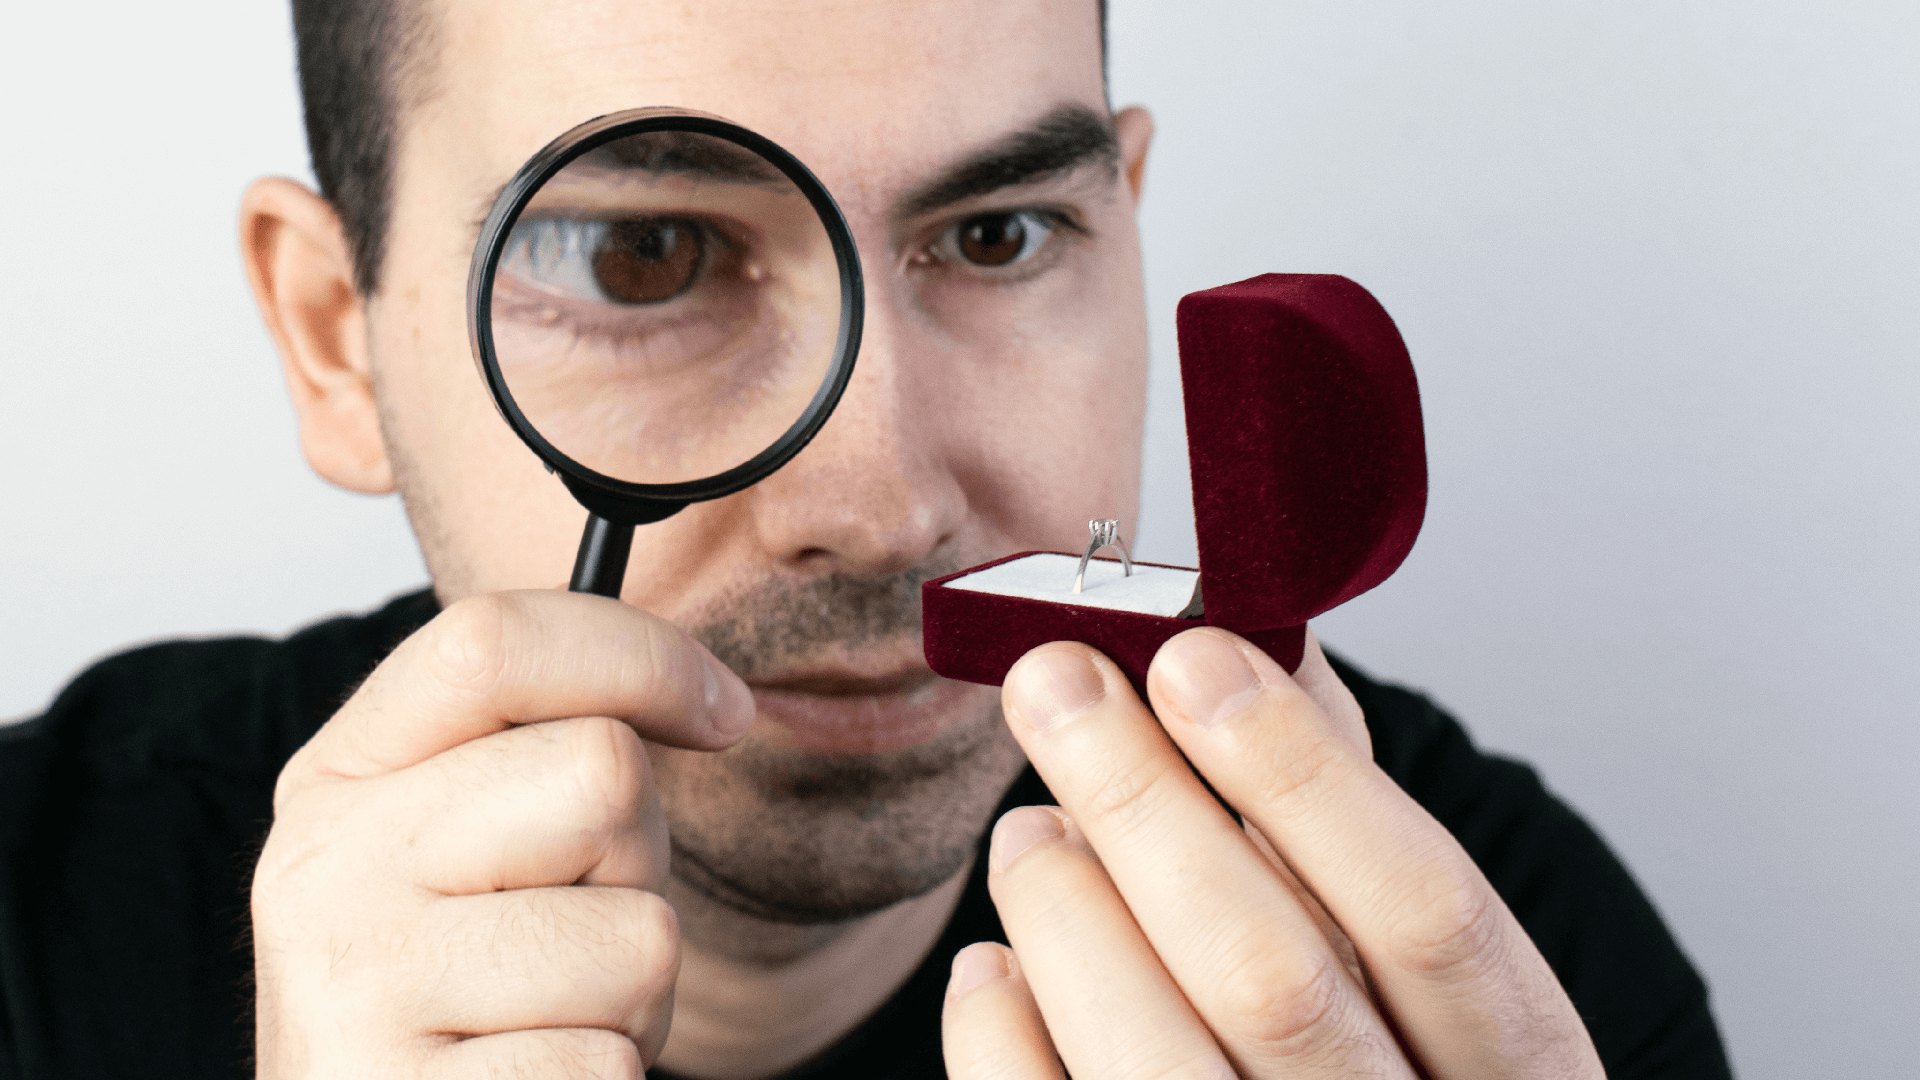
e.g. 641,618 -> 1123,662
747,668 -> 994,757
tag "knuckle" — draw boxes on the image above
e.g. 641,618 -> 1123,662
565,716 -> 651,821
617,889 -> 681,970
425,594 -> 520,701
459,888 -> 678,1010
602,885 -> 677,942
547,887 -> 678,972
1079,752 -> 1183,840
597,890 -> 681,1013
1249,730 -> 1353,814
1208,945 -> 1348,1059
1382,857 -> 1503,980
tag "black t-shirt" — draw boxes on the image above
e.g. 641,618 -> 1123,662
0,591 -> 1732,1078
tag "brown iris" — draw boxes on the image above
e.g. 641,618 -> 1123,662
958,212 -> 1027,266
592,217 -> 704,304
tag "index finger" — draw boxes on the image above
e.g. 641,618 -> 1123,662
1147,627 -> 1604,1080
283,590 -> 754,788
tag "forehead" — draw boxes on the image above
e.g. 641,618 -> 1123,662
424,0 -> 1107,212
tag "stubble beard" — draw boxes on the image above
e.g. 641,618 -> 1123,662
658,564 -> 1027,928
378,342 -> 1036,941
379,385 -> 1024,937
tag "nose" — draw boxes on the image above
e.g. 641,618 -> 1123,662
742,277 -> 969,578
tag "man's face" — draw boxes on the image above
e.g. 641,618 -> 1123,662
367,0 -> 1150,923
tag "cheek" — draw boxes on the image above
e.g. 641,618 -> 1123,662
367,278 -> 587,598
906,233 -> 1148,554
983,355 -> 1146,555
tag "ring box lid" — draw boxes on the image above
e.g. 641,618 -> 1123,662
1179,273 -> 1427,634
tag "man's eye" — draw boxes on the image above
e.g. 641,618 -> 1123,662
501,215 -> 714,306
594,218 -> 705,304
956,211 -> 1055,267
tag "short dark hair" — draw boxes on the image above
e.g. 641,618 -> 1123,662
292,0 -> 436,296
292,0 -> 1106,296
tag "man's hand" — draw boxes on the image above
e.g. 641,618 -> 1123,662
251,591 -> 753,1078
943,628 -> 1604,1079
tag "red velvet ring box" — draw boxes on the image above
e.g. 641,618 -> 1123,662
921,273 -> 1428,697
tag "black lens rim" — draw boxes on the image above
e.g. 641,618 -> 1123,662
466,108 -> 864,523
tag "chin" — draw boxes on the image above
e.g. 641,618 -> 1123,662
647,679 -> 1026,925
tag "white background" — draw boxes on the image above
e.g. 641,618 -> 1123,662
2,2 -> 1915,1076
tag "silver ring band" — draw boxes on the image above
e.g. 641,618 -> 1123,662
1074,518 -> 1133,593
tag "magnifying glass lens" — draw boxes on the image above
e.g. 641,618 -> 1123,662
489,129 -> 840,486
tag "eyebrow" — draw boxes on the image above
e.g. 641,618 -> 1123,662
473,130 -> 791,233
897,103 -> 1121,220
575,130 -> 786,185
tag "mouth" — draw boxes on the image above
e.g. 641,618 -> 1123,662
746,664 -> 994,757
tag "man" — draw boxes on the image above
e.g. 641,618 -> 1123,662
0,0 -> 1731,1077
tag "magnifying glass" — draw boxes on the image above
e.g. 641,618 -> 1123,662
467,109 -> 863,596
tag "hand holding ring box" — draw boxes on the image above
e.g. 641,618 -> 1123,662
921,273 -> 1428,697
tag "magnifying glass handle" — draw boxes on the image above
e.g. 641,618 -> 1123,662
569,513 -> 635,597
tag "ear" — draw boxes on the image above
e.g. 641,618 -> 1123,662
239,177 -> 394,494
1114,105 -> 1154,206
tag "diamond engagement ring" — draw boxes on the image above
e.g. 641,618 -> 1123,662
1073,518 -> 1133,593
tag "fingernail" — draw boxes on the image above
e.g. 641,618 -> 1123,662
703,653 -> 755,739
989,806 -> 1066,873
947,943 -> 1009,998
1005,648 -> 1105,732
1158,631 -> 1264,727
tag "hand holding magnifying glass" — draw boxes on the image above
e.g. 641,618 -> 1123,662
467,109 -> 863,596
251,110 -> 858,1080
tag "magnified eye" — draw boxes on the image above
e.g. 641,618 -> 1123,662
957,210 -> 1054,267
594,218 -> 704,303
501,216 -> 716,305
